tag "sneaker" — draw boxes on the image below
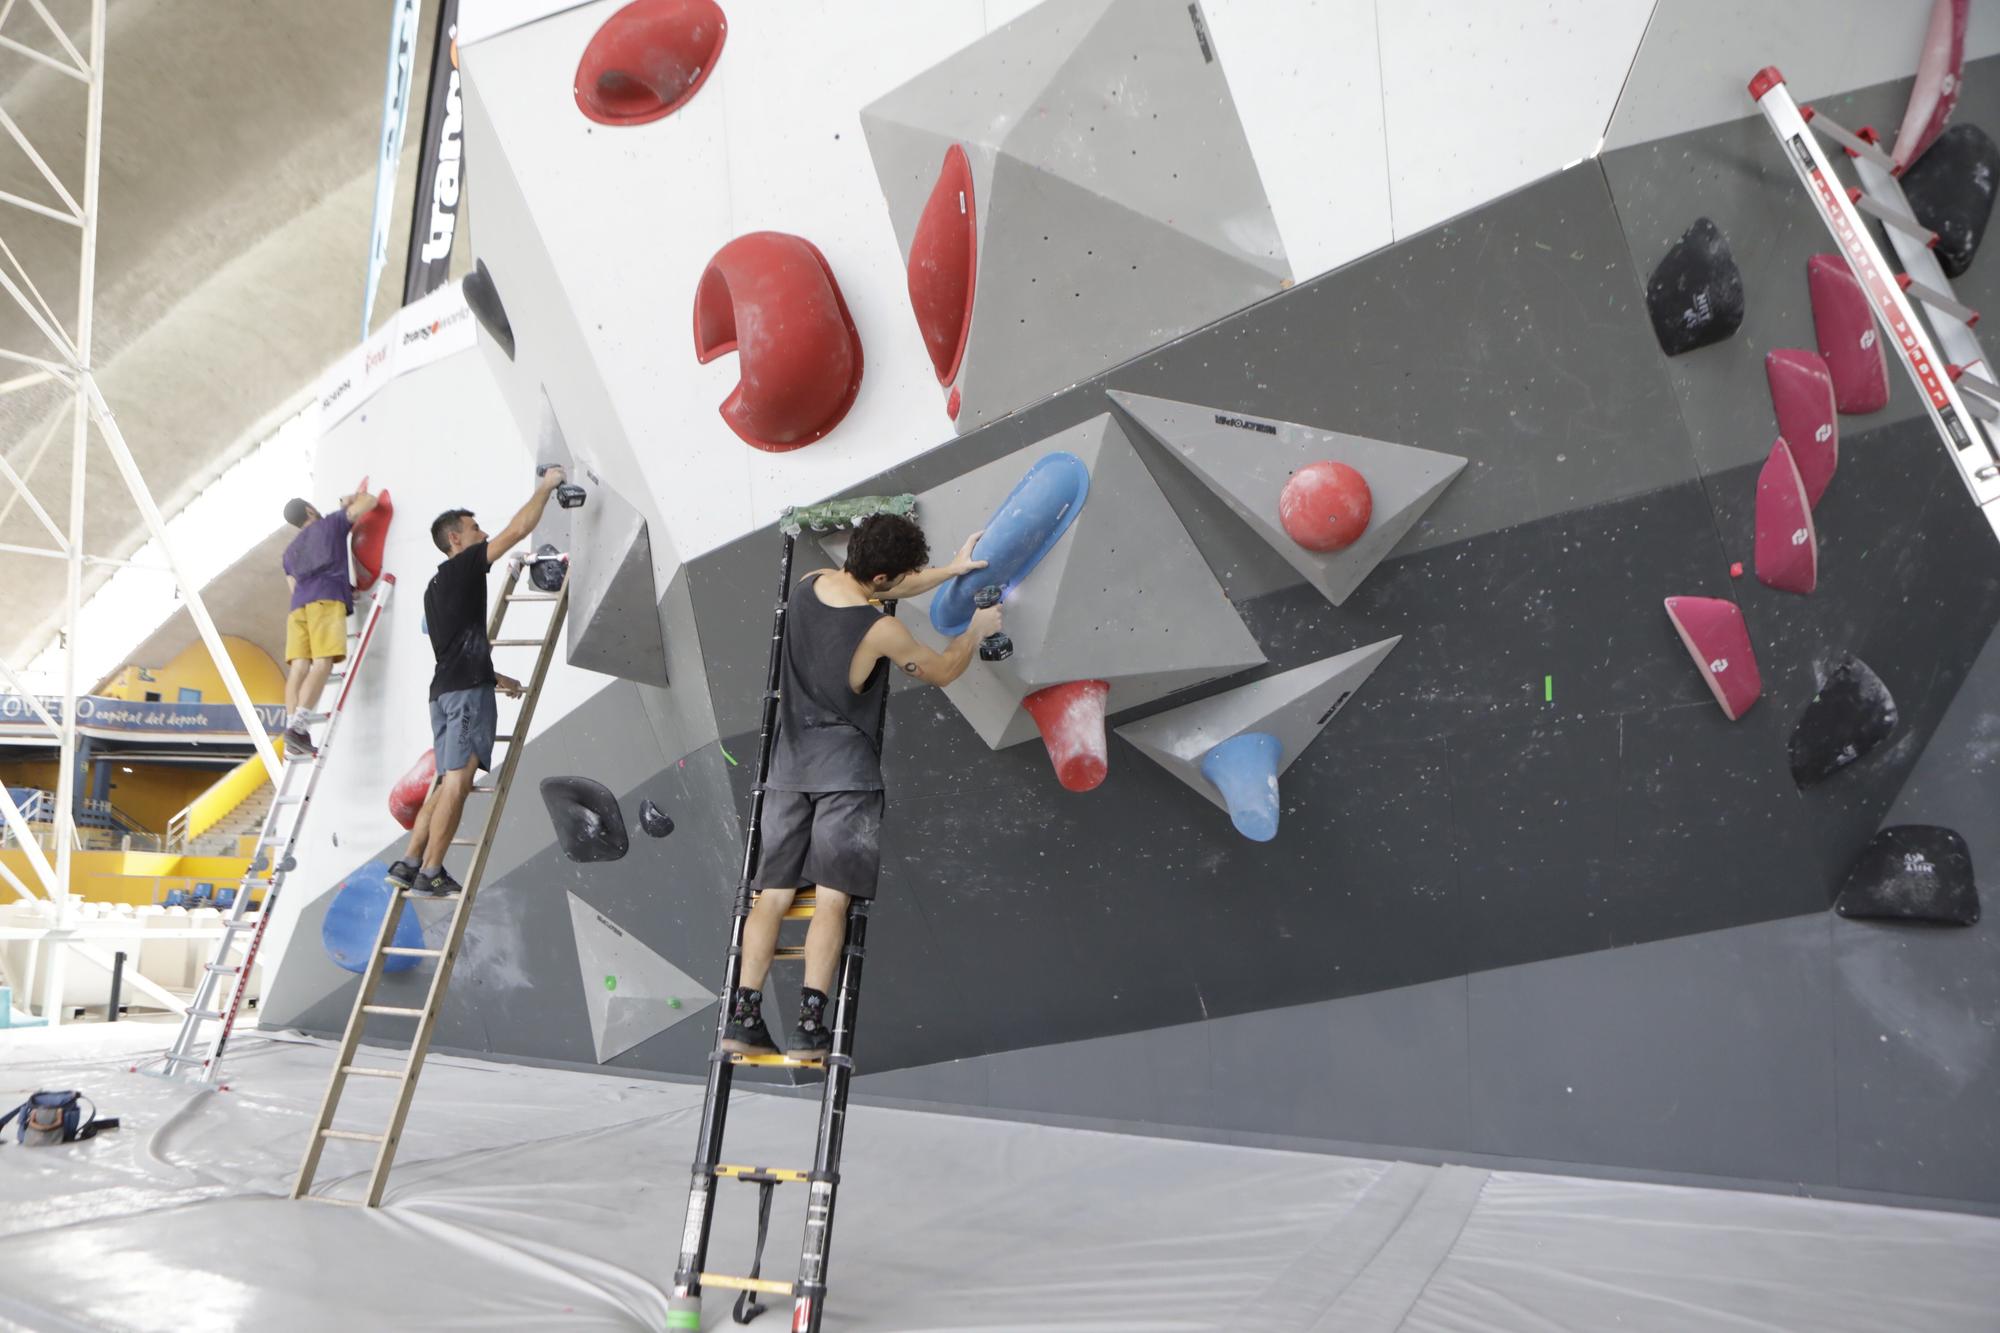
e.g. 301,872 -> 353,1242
384,860 -> 421,891
720,988 -> 778,1056
410,867 -> 462,897
786,988 -> 832,1062
281,726 -> 318,759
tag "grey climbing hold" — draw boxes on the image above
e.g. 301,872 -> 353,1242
638,798 -> 675,838
1833,826 -> 1979,925
540,776 -> 629,863
1789,655 -> 1898,787
1645,217 -> 1744,356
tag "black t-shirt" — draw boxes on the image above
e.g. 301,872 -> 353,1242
425,541 -> 495,700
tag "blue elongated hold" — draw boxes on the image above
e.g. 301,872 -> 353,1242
321,862 -> 426,975
930,451 -> 1091,635
1199,731 -> 1283,842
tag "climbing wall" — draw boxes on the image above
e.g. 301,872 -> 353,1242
256,0 -> 2000,1214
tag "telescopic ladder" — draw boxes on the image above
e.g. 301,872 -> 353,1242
293,554 -> 569,1206
671,500 -> 906,1333
1748,66 -> 2000,543
154,576 -> 397,1086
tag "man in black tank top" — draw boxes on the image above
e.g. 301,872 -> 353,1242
725,513 -> 1002,1060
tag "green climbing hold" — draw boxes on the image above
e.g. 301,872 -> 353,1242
780,493 -> 917,536
604,975 -> 618,992
668,997 -> 682,1009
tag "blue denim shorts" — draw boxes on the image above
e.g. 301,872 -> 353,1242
429,686 -> 497,775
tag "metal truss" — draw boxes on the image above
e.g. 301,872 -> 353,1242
0,0 -> 281,955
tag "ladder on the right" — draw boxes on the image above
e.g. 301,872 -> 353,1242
156,575 -> 397,1086
292,554 -> 569,1207
1748,66 -> 2000,544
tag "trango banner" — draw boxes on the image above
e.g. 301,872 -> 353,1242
404,0 -> 463,305
361,0 -> 424,338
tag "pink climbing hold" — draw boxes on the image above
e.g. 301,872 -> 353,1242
1278,461 -> 1372,553
1807,255 -> 1890,414
1755,439 -> 1818,596
1892,0 -> 1967,173
1663,597 -> 1762,721
1022,680 -> 1110,793
1764,349 -> 1838,506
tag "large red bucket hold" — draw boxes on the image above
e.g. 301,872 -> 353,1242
1022,680 -> 1110,792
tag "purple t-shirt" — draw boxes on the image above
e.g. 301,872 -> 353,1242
282,511 -> 354,611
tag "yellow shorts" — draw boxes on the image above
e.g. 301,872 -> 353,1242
285,600 -> 349,663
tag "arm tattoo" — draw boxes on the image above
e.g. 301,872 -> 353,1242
900,659 -> 923,677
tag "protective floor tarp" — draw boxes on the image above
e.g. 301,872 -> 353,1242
2,1023 -> 1997,1331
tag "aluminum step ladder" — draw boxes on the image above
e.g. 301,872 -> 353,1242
671,504 -> 900,1333
292,554 -> 569,1207
1748,65 -> 2000,543
154,576 -> 397,1086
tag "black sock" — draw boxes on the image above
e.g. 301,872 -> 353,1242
732,987 -> 764,1021
798,987 -> 828,1031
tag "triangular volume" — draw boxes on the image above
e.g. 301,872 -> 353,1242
1109,391 -> 1465,607
1808,255 -> 1890,413
905,415 -> 1264,749
1901,123 -> 2000,278
1663,596 -> 1761,720
1834,826 -> 1979,925
1764,349 -> 1837,506
1891,0 -> 1968,172
1754,439 -> 1818,596
1115,638 -> 1400,827
1645,217 -> 1746,356
568,495 -> 668,687
566,893 -> 713,1062
1789,654 -> 1899,787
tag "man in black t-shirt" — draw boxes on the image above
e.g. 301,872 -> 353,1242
386,467 -> 567,896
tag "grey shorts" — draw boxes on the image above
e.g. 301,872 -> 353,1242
754,789 -> 885,900
430,686 -> 497,775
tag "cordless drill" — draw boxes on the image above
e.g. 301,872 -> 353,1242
537,464 -> 587,509
974,585 -> 1012,662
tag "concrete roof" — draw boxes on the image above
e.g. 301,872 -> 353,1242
1,0 -> 461,667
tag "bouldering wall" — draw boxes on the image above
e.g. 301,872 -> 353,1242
258,0 -> 2000,1216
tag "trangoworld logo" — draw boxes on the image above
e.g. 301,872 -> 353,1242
1214,412 -> 1277,435
418,61 -> 463,264
401,305 -> 472,346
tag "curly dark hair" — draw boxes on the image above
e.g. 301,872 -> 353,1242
844,513 -> 929,584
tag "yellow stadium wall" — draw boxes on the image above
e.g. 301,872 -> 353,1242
1,849 -> 253,907
100,635 -> 286,705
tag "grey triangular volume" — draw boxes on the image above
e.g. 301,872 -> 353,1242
1110,390 -> 1466,606
1115,638 -> 1400,813
569,504 -> 668,687
566,892 -> 713,1063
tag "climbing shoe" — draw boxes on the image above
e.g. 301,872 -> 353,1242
384,860 -> 421,891
410,867 -> 462,897
281,726 -> 318,759
721,987 -> 778,1056
786,988 -> 832,1062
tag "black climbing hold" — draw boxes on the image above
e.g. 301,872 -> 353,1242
638,798 -> 675,838
1900,123 -> 2000,279
1645,218 -> 1745,356
529,543 -> 566,593
1788,654 -> 1898,787
539,776 -> 629,863
463,258 -> 516,361
1834,826 -> 1979,926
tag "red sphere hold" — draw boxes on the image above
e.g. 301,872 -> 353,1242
1278,461 -> 1372,553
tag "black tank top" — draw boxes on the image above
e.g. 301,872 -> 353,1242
765,573 -> 888,792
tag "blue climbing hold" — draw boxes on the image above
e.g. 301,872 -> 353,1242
930,451 -> 1090,635
321,861 -> 426,974
1200,732 -> 1283,842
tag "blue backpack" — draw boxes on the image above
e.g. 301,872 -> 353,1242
1,1090 -> 117,1145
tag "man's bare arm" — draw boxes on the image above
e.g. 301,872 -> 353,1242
342,490 -> 378,521
867,617 -> 982,687
485,469 -> 564,565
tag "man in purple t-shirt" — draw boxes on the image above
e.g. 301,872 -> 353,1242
279,488 -> 377,758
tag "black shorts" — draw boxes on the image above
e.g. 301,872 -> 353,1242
754,789 -> 884,900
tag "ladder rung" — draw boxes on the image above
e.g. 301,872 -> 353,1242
1850,189 -> 1935,244
714,1164 -> 810,1184
782,904 -> 815,921
729,1052 -> 824,1069
189,1008 -> 224,1022
471,785 -> 498,795
1803,107 -> 1895,169
490,638 -> 542,647
341,1065 -> 404,1080
505,591 -> 560,602
361,1004 -> 426,1019
381,946 -> 443,958
204,964 -> 240,975
773,946 -> 805,960
700,1273 -> 794,1298
161,1051 -> 204,1065
1901,275 -> 1978,324
320,1129 -> 386,1142
274,795 -> 306,805
449,837 -> 479,846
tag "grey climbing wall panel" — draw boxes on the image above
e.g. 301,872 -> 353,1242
566,892 -> 714,1062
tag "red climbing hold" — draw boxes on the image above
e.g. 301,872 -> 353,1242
351,482 -> 392,592
1663,597 -> 1762,720
1022,680 -> 1110,793
1807,255 -> 1890,413
1278,461 -> 1372,553
1892,0 -> 1967,172
1755,439 -> 1819,596
574,0 -> 726,127
389,748 -> 436,830
908,144 -> 978,387
692,232 -> 863,451
1764,349 -> 1838,506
